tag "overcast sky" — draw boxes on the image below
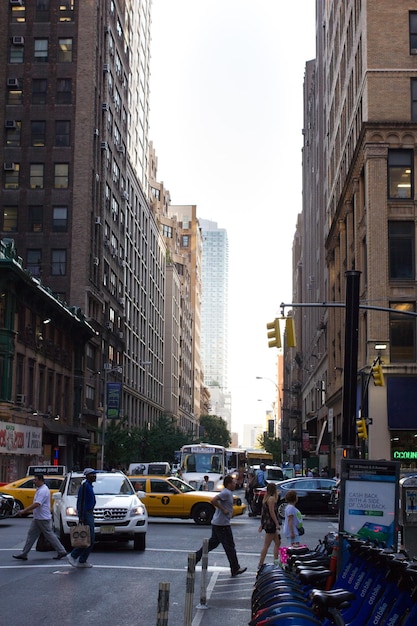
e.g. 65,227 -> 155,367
149,0 -> 316,442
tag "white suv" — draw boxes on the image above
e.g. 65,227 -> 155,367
52,471 -> 148,551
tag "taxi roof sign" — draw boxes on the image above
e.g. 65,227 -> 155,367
26,465 -> 66,476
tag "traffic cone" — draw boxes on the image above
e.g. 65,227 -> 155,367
325,542 -> 338,590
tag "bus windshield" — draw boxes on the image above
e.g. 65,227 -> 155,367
182,451 -> 224,474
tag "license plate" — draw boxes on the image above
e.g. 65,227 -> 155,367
100,525 -> 115,534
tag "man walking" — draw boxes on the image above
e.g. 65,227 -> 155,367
67,468 -> 97,568
195,475 -> 246,577
13,474 -> 67,561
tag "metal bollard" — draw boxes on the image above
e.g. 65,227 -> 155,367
156,582 -> 170,626
196,538 -> 209,609
184,552 -> 196,626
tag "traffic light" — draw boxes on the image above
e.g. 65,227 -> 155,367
356,417 -> 368,440
371,363 -> 385,386
285,317 -> 296,347
266,318 -> 281,349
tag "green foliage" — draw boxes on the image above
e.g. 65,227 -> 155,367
257,432 -> 282,465
198,414 -> 231,448
104,416 -> 192,469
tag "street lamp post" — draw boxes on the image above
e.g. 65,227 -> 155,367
100,364 -> 122,470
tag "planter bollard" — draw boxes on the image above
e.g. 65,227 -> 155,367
184,552 -> 196,626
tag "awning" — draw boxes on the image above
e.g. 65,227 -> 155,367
315,419 -> 328,456
43,421 -> 89,439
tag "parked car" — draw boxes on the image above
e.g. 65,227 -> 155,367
52,470 -> 148,551
0,475 -> 64,512
253,476 -> 337,519
0,492 -> 16,519
129,475 -> 246,524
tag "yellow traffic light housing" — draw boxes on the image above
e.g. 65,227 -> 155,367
285,317 -> 296,347
266,318 -> 281,349
356,417 -> 368,440
371,363 -> 384,386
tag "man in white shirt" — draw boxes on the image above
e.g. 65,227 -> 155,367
13,474 -> 67,561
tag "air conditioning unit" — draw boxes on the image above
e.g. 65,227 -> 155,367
5,120 -> 17,129
118,259 -> 125,268
104,238 -> 110,247
105,321 -> 113,330
10,0 -> 24,5
103,63 -> 110,73
93,256 -> 100,266
118,331 -> 124,340
117,145 -> 125,154
102,102 -> 109,111
4,162 -> 16,171
94,128 -> 99,137
94,216 -> 101,225
122,190 -> 129,200
7,78 -> 19,88
16,394 -> 25,405
12,36 -> 24,45
118,298 -> 125,306
100,141 -> 108,150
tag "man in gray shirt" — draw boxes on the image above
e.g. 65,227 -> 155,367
195,474 -> 246,577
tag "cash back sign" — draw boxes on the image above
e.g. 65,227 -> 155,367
339,459 -> 400,568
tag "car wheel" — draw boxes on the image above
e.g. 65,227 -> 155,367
13,500 -> 24,513
59,520 -> 71,551
133,533 -> 146,551
192,503 -> 214,525
277,500 -> 287,520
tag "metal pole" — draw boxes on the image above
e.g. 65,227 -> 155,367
156,582 -> 170,626
100,368 -> 108,470
196,538 -> 209,609
184,553 -> 196,626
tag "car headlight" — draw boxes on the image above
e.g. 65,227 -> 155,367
65,506 -> 78,516
130,504 -> 146,517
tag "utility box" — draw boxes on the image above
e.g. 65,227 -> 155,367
399,475 -> 417,557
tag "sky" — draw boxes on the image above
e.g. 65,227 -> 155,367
149,0 -> 317,442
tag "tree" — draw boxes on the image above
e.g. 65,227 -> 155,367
199,414 -> 231,448
257,432 -> 282,465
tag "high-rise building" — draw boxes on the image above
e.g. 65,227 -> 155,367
0,0 -> 167,466
293,0 -> 417,475
199,219 -> 231,430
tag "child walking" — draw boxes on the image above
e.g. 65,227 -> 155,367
283,489 -> 303,546
258,483 -> 281,569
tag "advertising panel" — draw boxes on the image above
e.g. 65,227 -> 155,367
0,420 -> 43,455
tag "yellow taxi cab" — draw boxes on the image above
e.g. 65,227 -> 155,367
129,475 -> 246,524
0,475 -> 64,512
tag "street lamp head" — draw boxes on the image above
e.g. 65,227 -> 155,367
375,344 -> 387,351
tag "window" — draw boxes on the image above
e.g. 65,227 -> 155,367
32,78 -> 47,105
35,0 -> 50,22
31,121 -> 46,147
7,87 -> 22,105
5,121 -> 21,147
9,44 -> 24,64
27,250 -> 42,277
51,249 -> 67,275
34,39 -> 48,62
54,163 -> 69,188
182,235 -> 190,247
388,150 -> 413,199
29,206 -> 43,233
52,206 -> 68,232
390,302 -> 416,362
59,0 -> 74,22
11,5 -> 26,23
4,164 -> 19,189
55,121 -> 70,146
30,164 -> 44,189
56,78 -> 72,104
412,79 -> 417,121
162,224 -> 172,238
410,12 -> 417,53
388,221 -> 415,280
2,206 -> 18,232
58,38 -> 72,62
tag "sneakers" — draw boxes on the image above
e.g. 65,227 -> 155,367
67,554 -> 78,567
12,554 -> 27,561
231,567 -> 247,577
77,561 -> 93,568
53,553 -> 68,560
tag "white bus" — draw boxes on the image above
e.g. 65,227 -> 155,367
226,448 -> 247,488
180,443 -> 226,491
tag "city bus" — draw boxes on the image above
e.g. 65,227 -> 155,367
246,449 -> 273,467
179,443 -> 226,491
226,448 -> 247,487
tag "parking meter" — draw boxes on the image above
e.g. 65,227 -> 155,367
399,476 -> 417,557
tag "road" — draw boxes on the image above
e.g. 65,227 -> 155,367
0,499 -> 338,626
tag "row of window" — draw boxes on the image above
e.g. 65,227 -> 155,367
26,248 -> 67,277
5,120 -> 71,147
10,1 -> 74,24
2,205 -> 67,233
7,77 -> 72,105
4,163 -> 69,190
9,37 -> 73,64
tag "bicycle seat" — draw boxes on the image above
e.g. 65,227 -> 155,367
310,588 -> 355,609
298,569 -> 331,585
